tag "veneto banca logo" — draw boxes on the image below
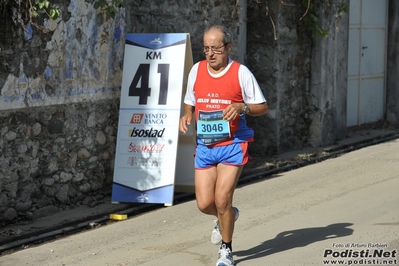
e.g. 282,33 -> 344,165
130,113 -> 144,124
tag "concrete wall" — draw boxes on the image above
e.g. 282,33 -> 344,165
387,0 -> 399,124
308,2 -> 348,146
246,0 -> 349,154
246,1 -> 312,155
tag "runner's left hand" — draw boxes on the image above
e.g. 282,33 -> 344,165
223,103 -> 242,121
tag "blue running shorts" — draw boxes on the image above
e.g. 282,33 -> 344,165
194,142 -> 250,169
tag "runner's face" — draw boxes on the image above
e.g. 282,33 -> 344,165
203,30 -> 230,72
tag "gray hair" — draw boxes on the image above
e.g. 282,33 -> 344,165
204,25 -> 232,44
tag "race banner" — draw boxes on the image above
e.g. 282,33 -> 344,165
112,33 -> 194,205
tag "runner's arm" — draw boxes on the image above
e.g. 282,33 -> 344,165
179,104 -> 195,134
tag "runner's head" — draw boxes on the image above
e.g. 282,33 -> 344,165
203,25 -> 232,73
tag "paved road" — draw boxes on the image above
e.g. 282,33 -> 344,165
1,139 -> 399,266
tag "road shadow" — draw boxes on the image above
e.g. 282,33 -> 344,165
234,223 -> 354,264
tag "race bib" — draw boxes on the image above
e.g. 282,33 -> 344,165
197,110 -> 231,145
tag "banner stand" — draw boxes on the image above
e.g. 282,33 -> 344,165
111,33 -> 195,206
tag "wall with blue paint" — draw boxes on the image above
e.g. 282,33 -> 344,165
0,0 -> 125,110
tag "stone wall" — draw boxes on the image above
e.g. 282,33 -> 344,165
0,0 -> 125,223
0,100 -> 119,221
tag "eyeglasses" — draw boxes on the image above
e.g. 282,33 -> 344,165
203,43 -> 229,54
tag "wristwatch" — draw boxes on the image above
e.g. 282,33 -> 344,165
242,103 -> 250,114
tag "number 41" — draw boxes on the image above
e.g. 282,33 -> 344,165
129,63 -> 170,105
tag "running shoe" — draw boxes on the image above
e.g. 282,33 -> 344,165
216,244 -> 235,266
211,207 -> 239,245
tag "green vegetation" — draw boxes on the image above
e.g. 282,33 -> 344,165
0,0 -> 124,32
94,0 -> 124,19
1,0 -> 347,36
299,0 -> 348,37
251,0 -> 348,38
32,0 -> 60,20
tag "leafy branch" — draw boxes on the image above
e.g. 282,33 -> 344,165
0,0 -> 60,32
28,0 -> 60,32
30,0 -> 60,20
94,0 -> 124,19
299,0 -> 348,37
248,0 -> 348,38
0,0 -> 124,33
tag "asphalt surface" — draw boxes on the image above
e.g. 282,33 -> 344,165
1,135 -> 399,266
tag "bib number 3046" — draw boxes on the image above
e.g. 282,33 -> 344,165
197,110 -> 231,145
129,63 -> 170,105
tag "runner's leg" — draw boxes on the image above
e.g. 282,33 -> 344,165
214,164 -> 243,243
195,167 -> 218,216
